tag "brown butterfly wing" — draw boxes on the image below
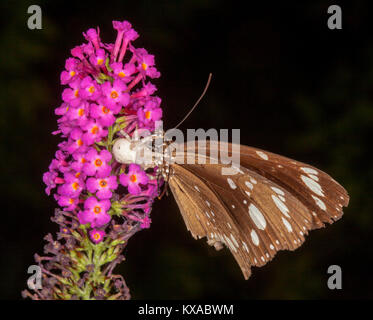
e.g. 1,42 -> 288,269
167,141 -> 349,279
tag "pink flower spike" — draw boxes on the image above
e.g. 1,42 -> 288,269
111,21 -> 129,61
82,42 -> 95,56
84,28 -> 101,50
57,173 -> 84,198
89,48 -> 107,68
101,79 -> 130,111
62,79 -> 82,107
80,76 -> 101,100
86,175 -> 118,199
43,171 -> 58,195
78,196 -> 111,228
89,229 -> 106,244
110,62 -> 136,83
65,127 -> 86,154
83,148 -> 112,178
140,216 -> 151,229
66,101 -> 90,126
71,45 -> 84,60
82,120 -> 108,146
55,194 -> 78,211
90,103 -> 116,127
60,58 -> 79,85
119,164 -> 149,195
55,103 -> 70,116
49,150 -> 69,173
138,97 -> 162,129
131,82 -> 157,99
117,22 -> 139,62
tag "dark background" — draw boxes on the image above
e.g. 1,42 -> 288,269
1,0 -> 372,299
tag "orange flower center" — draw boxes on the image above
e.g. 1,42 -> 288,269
72,182 -> 79,190
97,58 -> 104,65
78,108 -> 84,117
68,198 -> 75,204
69,70 -> 76,77
74,89 -> 79,98
141,62 -> 148,70
118,71 -> 126,78
94,159 -> 102,167
145,111 -> 151,119
75,172 -> 81,178
93,233 -> 101,240
130,174 -> 137,183
88,86 -> 95,93
91,126 -> 99,134
99,180 -> 107,188
93,206 -> 101,214
110,91 -> 118,99
102,106 -> 110,114
77,139 -> 83,147
81,157 -> 86,163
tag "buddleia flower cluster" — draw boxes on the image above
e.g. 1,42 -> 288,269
22,20 -> 163,300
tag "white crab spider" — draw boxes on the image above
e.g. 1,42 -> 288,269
112,130 -> 165,169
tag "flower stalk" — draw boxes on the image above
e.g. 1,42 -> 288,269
22,19 -> 162,300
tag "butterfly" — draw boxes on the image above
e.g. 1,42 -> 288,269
112,74 -> 349,280
112,133 -> 349,280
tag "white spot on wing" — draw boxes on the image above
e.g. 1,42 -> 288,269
271,187 -> 285,196
245,181 -> 254,190
250,177 -> 257,184
282,217 -> 293,232
256,151 -> 269,160
301,175 -> 324,197
301,167 -> 318,175
227,178 -> 237,189
205,200 -> 211,207
194,185 -> 200,192
249,204 -> 267,230
230,234 -> 239,248
271,195 -> 291,218
251,229 -> 260,246
242,241 -> 249,252
245,191 -> 251,197
224,235 -> 237,252
312,195 -> 327,210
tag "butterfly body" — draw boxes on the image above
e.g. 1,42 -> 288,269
113,137 -> 349,280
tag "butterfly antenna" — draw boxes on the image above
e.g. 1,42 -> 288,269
174,73 -> 212,129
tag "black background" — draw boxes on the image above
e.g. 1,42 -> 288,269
1,0 -> 372,299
